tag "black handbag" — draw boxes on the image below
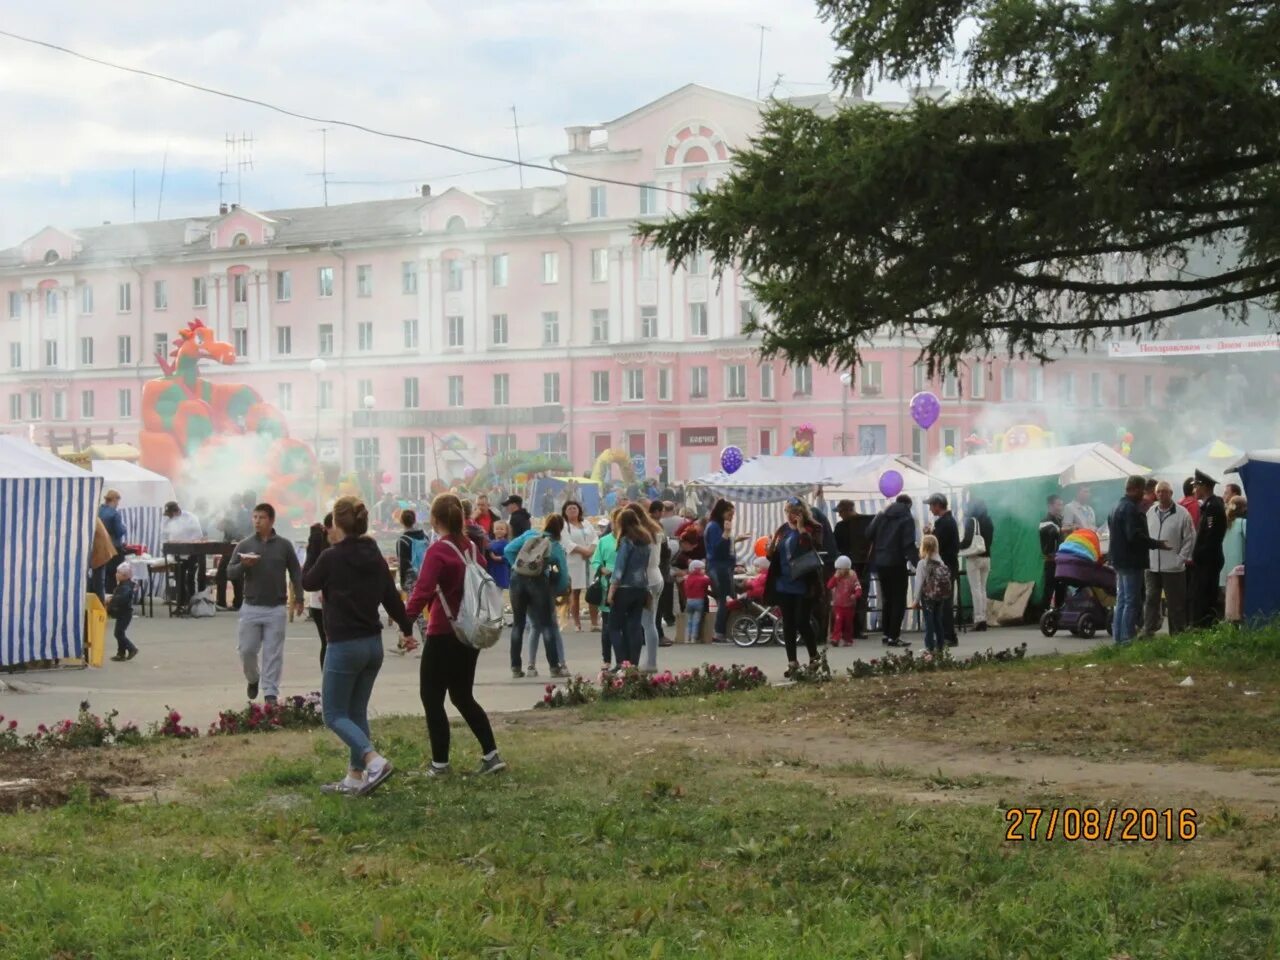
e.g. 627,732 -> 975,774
789,547 -> 823,580
585,571 -> 605,607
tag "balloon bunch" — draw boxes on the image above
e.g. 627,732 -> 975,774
1114,427 -> 1135,458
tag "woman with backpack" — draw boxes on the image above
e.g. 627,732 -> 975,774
302,497 -> 416,795
915,534 -> 952,654
404,494 -> 506,778
764,498 -> 825,676
503,515 -> 572,678
626,503 -> 668,671
607,509 -> 653,668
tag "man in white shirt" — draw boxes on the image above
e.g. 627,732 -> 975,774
162,501 -> 206,610
1142,481 -> 1195,637
1062,486 -> 1098,533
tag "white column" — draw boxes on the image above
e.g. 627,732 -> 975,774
254,270 -> 270,362
214,275 -> 229,341
620,246 -> 636,342
423,258 -> 439,356
657,254 -> 672,341
59,284 -> 74,373
469,255 -> 485,357
609,247 -> 623,345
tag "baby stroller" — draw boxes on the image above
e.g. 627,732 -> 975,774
1039,555 -> 1115,639
725,595 -> 783,647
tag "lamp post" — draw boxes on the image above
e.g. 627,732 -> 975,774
839,371 -> 853,453
309,357 -> 327,457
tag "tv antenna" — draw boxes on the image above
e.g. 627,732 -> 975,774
752,23 -> 771,99
221,132 -> 255,205
310,127 -> 330,206
510,107 -> 525,189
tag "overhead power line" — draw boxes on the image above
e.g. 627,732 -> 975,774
0,28 -> 690,197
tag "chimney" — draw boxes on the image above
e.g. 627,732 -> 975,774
565,125 -> 593,152
420,184 -> 432,198
219,203 -> 229,215
230,203 -> 239,211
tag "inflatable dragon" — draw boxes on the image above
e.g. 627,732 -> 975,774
139,319 -> 319,526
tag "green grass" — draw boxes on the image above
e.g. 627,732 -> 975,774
1060,620 -> 1280,674
1,716 -> 1278,959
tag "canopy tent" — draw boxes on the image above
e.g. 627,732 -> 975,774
1153,440 -> 1247,487
1228,450 -> 1280,622
939,443 -> 1145,610
91,460 -> 176,587
0,436 -> 102,666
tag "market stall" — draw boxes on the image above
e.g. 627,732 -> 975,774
90,459 -> 177,606
1153,440 -> 1246,487
0,436 -> 102,666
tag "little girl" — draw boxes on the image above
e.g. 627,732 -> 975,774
914,534 -> 952,653
487,520 -> 512,600
743,556 -> 770,603
825,555 -> 863,646
683,560 -> 712,644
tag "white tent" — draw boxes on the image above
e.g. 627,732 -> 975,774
0,437 -> 102,665
939,443 -> 1149,488
90,459 -> 174,509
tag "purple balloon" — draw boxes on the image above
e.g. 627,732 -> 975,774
910,391 -> 941,430
720,445 -> 744,474
878,469 -> 904,499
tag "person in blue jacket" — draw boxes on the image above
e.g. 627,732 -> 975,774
702,498 -> 742,642
504,516 -> 572,678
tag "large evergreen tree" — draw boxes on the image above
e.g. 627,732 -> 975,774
639,0 -> 1280,370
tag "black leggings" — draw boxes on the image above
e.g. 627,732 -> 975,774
420,633 -> 498,765
310,607 -> 327,668
777,593 -> 818,663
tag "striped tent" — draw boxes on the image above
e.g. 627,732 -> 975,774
0,437 -> 103,666
91,460 -> 175,594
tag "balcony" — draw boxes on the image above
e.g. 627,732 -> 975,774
353,404 -> 564,429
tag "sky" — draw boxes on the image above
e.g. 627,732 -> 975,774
0,0 -> 856,246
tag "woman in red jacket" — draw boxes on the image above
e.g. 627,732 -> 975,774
405,494 -> 506,777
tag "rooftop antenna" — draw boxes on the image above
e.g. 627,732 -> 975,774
752,23 -> 771,99
510,106 -> 525,189
131,169 -> 137,222
156,144 -> 169,220
224,132 -> 254,206
309,127 -> 330,206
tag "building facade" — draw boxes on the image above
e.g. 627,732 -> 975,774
0,85 -> 1178,494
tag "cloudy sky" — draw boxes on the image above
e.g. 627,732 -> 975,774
0,0 -> 863,246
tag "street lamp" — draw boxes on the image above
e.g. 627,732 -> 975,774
839,371 -> 853,454
309,357 -> 327,455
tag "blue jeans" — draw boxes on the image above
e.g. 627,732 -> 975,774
922,601 -> 943,651
113,609 -> 137,656
321,636 -> 384,771
709,563 -> 736,638
686,598 -> 706,643
509,575 -> 551,670
1114,569 -> 1143,645
610,587 -> 648,666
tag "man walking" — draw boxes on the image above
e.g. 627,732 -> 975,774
926,494 -> 960,647
1189,471 -> 1227,628
1108,476 -> 1168,646
1143,481 -> 1195,637
866,494 -> 918,647
227,502 -> 303,704
833,500 -> 873,639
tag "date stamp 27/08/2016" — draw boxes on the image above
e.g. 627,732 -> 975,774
1004,807 -> 1198,842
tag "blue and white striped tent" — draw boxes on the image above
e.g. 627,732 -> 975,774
0,437 -> 102,666
91,459 -> 175,594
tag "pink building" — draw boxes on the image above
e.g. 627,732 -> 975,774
1,85 -> 1179,494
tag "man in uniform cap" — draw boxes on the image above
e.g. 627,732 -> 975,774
1189,470 -> 1227,628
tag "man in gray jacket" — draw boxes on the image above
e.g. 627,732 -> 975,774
1142,480 -> 1196,637
227,502 -> 303,704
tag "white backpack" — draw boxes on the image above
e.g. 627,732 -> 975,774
433,539 -> 504,650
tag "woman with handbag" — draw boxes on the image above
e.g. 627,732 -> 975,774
958,499 -> 995,632
764,498 -> 825,676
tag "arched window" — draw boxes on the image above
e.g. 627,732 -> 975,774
44,249 -> 60,264
232,233 -> 250,247
445,216 -> 466,233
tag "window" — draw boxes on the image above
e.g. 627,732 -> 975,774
192,277 -> 206,308
402,261 -> 418,295
491,314 -> 508,346
232,232 -> 249,247
942,369 -> 960,399
493,373 -> 510,406
690,366 -> 708,399
739,300 -> 757,332
860,361 -> 883,396
8,343 -> 19,369
117,335 -> 132,365
542,311 -> 560,345
760,364 -> 774,400
1029,367 -> 1045,402
81,391 -> 94,419
52,391 -> 66,421
8,395 -> 19,420
658,367 -> 672,401
354,438 -> 379,474
687,250 -> 707,276
80,284 -> 93,314
911,427 -> 926,466
446,315 -> 464,348
589,185 -> 607,218
276,326 -> 292,356
624,369 -> 644,402
403,318 -> 419,349
153,333 -> 168,360
233,328 -> 248,357
277,383 -> 292,412
153,280 -> 168,310
1117,374 -> 1128,407
688,303 -> 709,338
275,271 -> 291,302
639,247 -> 657,280
357,265 -> 372,297
639,183 -> 659,215
318,381 -> 334,410
592,371 -> 610,403
117,389 -> 132,417
447,259 -> 464,292
404,377 -> 420,409
1091,372 -> 1103,407
1143,375 -> 1153,406
1060,372 -> 1076,405
399,437 -> 426,499
317,266 -> 334,297
793,364 -> 812,397
357,321 -> 374,352
543,372 -> 560,404
79,337 -> 94,366
29,392 -> 43,419
591,248 -> 608,283
233,273 -> 248,304
487,434 -> 517,456
971,362 -> 986,399
1002,365 -> 1016,400
541,252 -> 558,284
538,432 -> 568,455
491,254 -> 508,288
912,363 -> 928,393
45,288 -> 58,316
591,309 -> 609,343
318,324 -> 334,356
725,364 -> 747,400
8,291 -> 22,318
639,306 -> 658,339
942,427 -> 959,455
117,282 -> 132,312
447,376 -> 464,407
356,379 -> 374,405
44,339 -> 58,368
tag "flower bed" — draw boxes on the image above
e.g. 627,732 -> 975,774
207,694 -> 325,736
847,643 -> 1029,678
536,663 -> 769,708
0,702 -> 143,752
